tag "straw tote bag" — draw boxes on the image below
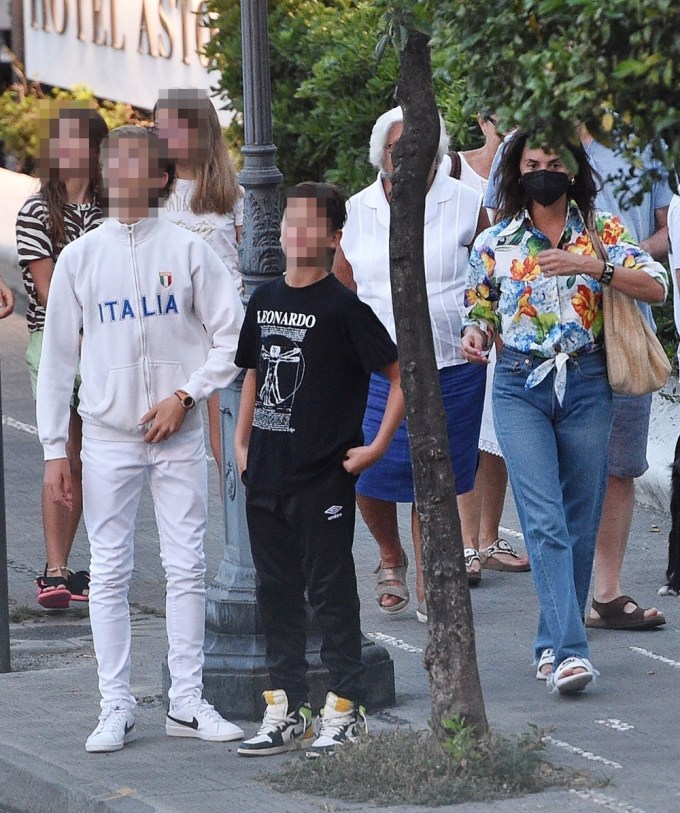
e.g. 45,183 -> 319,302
586,218 -> 670,395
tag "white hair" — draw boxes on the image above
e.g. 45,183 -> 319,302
368,106 -> 450,171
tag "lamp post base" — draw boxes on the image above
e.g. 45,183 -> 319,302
162,593 -> 396,719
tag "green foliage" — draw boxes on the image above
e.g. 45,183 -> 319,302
204,0 -> 480,194
0,62 -> 149,174
433,0 -> 680,191
441,715 -> 482,763
268,725 -> 576,806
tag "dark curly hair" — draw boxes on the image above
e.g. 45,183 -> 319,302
495,130 -> 601,224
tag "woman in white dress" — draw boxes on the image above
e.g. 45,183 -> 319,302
453,112 -> 530,573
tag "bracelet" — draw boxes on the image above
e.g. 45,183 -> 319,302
600,261 -> 615,286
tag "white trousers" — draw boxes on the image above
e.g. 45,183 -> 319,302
81,428 -> 208,712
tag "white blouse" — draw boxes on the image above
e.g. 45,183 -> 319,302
161,178 -> 244,290
340,163 -> 482,369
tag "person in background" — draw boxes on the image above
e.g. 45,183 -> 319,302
16,102 -> 108,609
452,111 -> 529,574
0,277 -> 14,318
464,130 -> 666,693
668,192 -> 680,368
333,106 -> 489,623
155,88 -> 244,490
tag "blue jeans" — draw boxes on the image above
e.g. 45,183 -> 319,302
493,346 -> 612,669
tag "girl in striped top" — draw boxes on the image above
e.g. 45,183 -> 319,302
16,102 -> 108,609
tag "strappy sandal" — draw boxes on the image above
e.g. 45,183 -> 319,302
464,548 -> 482,586
374,550 -> 410,615
535,648 -> 555,681
586,595 -> 666,630
66,570 -> 90,603
35,565 -> 71,609
549,656 -> 596,695
480,538 -> 531,572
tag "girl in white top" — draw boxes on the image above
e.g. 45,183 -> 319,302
156,89 -> 244,487
454,113 -> 530,574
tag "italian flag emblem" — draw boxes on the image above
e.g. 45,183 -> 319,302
159,272 -> 173,288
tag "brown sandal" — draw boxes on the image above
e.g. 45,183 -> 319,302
586,595 -> 666,630
374,551 -> 410,615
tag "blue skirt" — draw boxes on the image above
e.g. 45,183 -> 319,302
357,363 -> 486,502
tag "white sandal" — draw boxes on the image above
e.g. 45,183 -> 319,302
549,656 -> 596,695
535,648 -> 555,681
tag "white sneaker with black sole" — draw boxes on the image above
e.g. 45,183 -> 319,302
166,696 -> 244,742
237,690 -> 313,756
85,706 -> 136,753
306,691 -> 367,758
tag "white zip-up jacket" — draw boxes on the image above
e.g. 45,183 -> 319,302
37,217 -> 245,459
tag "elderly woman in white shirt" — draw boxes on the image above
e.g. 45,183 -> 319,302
333,106 -> 489,622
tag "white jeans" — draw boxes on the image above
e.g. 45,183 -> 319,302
81,428 -> 208,712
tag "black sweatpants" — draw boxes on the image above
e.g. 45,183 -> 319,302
246,464 -> 364,707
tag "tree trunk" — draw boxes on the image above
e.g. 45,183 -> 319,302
389,29 -> 489,740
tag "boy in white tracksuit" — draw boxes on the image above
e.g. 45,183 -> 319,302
37,126 -> 245,753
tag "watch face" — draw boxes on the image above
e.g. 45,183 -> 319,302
176,391 -> 195,409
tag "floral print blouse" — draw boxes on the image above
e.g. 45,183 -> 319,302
463,201 -> 667,358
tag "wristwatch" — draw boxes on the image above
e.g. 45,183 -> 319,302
174,390 -> 196,410
600,261 -> 615,286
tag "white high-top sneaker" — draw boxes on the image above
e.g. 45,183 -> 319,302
238,690 -> 313,756
306,692 -> 367,758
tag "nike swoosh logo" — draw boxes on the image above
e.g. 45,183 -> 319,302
125,721 -> 135,734
167,714 -> 199,730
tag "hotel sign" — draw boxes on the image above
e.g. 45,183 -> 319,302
23,0 -> 223,113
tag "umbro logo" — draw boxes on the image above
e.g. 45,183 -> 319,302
325,505 -> 343,521
167,714 -> 199,730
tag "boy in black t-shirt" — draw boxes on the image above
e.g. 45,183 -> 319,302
235,183 -> 403,758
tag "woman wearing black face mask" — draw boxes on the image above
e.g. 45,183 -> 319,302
460,130 -> 667,697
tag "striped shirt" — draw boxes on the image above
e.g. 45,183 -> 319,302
16,195 -> 103,332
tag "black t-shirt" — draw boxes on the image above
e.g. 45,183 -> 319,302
235,273 -> 398,493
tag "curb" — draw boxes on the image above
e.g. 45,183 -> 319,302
0,744 -> 155,813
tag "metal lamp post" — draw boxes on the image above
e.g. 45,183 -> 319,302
198,0 -> 395,719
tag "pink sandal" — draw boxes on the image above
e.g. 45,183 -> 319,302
35,567 -> 71,609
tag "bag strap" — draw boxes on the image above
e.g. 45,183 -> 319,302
449,150 -> 462,180
584,214 -> 608,264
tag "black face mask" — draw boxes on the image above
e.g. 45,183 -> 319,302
521,170 -> 571,207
